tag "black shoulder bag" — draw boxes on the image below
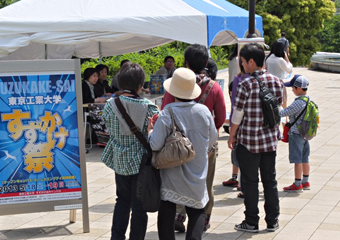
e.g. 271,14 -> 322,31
115,97 -> 161,212
254,74 -> 281,128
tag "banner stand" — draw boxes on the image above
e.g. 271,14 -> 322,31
0,59 -> 89,233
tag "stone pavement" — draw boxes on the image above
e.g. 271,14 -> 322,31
1,67 -> 340,240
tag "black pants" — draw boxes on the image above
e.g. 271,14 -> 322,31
111,173 -> 148,240
236,144 -> 280,226
158,200 -> 205,240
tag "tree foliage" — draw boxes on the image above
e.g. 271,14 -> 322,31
317,0 -> 340,52
228,0 -> 336,66
0,0 -> 18,8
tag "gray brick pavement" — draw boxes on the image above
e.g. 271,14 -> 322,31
1,67 -> 339,240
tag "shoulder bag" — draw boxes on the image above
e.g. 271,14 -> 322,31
115,97 -> 160,212
254,74 -> 281,129
152,107 -> 195,169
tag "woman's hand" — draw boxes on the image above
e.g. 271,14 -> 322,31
94,97 -> 107,103
150,114 -> 159,125
148,117 -> 154,135
284,52 -> 290,62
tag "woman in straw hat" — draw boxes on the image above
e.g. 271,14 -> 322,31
148,68 -> 218,240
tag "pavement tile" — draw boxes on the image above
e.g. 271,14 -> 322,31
1,67 -> 340,240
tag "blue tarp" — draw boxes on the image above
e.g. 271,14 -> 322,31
184,0 -> 263,46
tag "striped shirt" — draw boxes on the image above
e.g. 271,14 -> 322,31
101,96 -> 159,175
280,96 -> 308,134
234,70 -> 283,153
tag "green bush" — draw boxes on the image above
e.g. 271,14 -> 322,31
81,43 -> 230,84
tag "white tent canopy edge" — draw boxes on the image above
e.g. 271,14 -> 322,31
0,0 -> 263,60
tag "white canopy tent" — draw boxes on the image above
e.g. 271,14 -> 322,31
0,0 -> 263,60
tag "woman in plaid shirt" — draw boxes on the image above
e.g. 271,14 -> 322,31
101,63 -> 159,240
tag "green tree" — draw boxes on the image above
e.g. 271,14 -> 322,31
317,0 -> 340,52
228,0 -> 335,66
0,0 -> 18,8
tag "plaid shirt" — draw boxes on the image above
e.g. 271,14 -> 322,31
234,70 -> 283,153
101,96 -> 159,175
280,96 -> 308,134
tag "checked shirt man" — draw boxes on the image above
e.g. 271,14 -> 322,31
228,43 -> 283,233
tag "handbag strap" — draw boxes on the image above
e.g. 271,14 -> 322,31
167,107 -> 177,133
114,97 -> 152,154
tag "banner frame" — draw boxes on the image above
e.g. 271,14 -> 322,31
0,59 -> 89,233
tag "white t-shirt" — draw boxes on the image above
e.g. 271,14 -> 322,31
228,57 -> 239,84
266,54 -> 293,79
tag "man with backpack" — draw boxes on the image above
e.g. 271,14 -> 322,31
280,75 -> 318,192
228,43 -> 283,233
278,32 -> 290,57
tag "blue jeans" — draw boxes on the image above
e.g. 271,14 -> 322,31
236,144 -> 280,226
111,173 -> 148,240
289,133 -> 310,163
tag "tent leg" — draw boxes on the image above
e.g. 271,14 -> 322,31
99,42 -> 102,63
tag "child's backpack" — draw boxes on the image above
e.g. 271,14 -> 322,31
297,96 -> 319,140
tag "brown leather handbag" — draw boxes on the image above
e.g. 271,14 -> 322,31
152,107 -> 195,169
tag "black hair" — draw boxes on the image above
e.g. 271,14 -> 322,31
239,43 -> 265,68
120,59 -> 130,67
164,56 -> 175,63
205,58 -> 218,80
83,68 -> 98,81
228,81 -> 233,93
266,40 -> 285,60
118,63 -> 145,92
281,32 -> 286,37
238,58 -> 245,74
175,97 -> 192,102
293,86 -> 308,91
95,64 -> 109,73
228,44 -> 238,61
184,44 -> 209,74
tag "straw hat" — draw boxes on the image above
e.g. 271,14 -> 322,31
163,68 -> 201,100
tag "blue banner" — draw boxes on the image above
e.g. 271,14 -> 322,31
0,73 -> 82,204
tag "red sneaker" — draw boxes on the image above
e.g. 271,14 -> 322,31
222,178 -> 239,187
283,183 -> 303,192
302,182 -> 310,190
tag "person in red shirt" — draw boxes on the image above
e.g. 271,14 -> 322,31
161,44 -> 226,232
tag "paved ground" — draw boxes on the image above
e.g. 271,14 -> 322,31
1,67 -> 340,240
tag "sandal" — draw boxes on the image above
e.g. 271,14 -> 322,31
237,192 -> 244,198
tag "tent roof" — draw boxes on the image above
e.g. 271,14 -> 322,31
0,0 -> 263,60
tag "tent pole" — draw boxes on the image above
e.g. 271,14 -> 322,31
45,44 -> 47,59
99,42 -> 102,63
207,47 -> 211,58
246,0 -> 256,38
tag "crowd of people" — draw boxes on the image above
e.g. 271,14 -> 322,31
81,38 -> 314,240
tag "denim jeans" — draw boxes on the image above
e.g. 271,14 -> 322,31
236,144 -> 280,226
111,173 -> 148,240
158,200 -> 205,240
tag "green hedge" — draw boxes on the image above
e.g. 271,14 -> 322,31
81,43 -> 229,84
